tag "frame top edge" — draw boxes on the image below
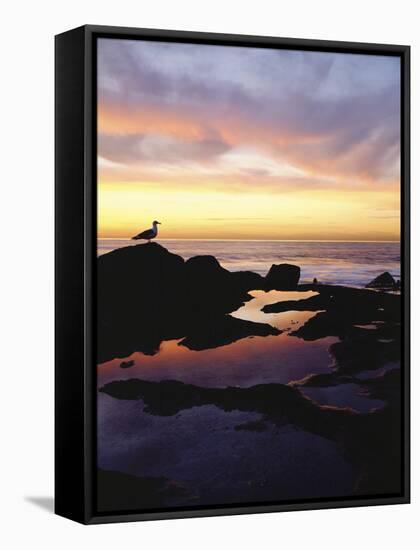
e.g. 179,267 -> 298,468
56,24 -> 410,54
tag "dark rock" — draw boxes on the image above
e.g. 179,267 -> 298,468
262,292 -> 325,314
231,270 -> 265,291
265,263 -> 300,290
184,255 -> 253,316
264,284 -> 399,316
179,315 -> 280,351
366,271 -> 397,290
262,285 -> 400,350
234,418 -> 268,432
347,405 -> 401,495
97,243 -> 278,362
97,469 -> 168,511
289,372 -> 349,387
184,256 -> 230,301
329,336 -> 400,375
98,242 -> 185,330
97,469 -> 189,512
185,254 -> 227,277
120,360 -> 135,369
359,368 -> 401,405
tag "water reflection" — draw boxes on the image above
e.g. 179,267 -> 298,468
98,290 -> 336,388
98,396 -> 356,506
232,289 -> 319,329
301,384 -> 385,413
97,286 -> 393,510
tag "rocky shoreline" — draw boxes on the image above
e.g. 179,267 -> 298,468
98,242 -> 400,363
98,243 -> 301,362
97,242 -> 402,509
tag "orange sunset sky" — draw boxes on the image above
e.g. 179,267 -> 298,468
97,39 -> 401,241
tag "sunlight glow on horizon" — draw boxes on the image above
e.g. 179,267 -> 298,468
98,181 -> 400,241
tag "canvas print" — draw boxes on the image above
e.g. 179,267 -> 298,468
96,38 -> 402,513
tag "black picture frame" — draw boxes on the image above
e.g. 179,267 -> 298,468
55,24 -> 410,524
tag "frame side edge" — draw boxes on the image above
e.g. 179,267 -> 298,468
55,26 -> 87,524
402,45 -> 411,502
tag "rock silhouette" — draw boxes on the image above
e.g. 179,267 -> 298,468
97,243 -> 285,362
178,315 -> 279,351
265,263 -> 300,290
120,360 -> 135,369
366,271 -> 398,290
98,469 -> 190,511
263,284 -> 400,339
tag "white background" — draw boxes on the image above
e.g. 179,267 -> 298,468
0,0 -> 417,547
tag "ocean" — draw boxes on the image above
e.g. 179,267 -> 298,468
97,239 -> 400,287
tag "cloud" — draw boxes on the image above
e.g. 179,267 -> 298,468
201,217 -> 272,221
97,38 -> 400,191
99,132 -> 230,165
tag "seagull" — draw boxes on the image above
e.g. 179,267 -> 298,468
131,220 -> 162,243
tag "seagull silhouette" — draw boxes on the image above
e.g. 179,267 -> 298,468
132,220 -> 162,243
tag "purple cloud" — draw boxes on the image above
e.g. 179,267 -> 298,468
98,38 -> 400,187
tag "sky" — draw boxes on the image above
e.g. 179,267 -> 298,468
97,38 -> 401,241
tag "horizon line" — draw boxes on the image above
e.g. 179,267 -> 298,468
97,237 -> 400,244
